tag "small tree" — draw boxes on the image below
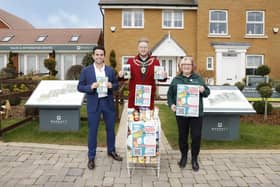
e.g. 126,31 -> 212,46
0,51 -> 17,78
44,57 -> 57,76
49,49 -> 56,59
109,50 -> 117,76
82,53 -> 94,67
234,81 -> 245,91
65,64 -> 83,80
7,51 -> 16,68
256,65 -> 270,76
255,65 -> 273,120
259,86 -> 273,120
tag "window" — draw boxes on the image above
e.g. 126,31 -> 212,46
209,10 -> 228,35
26,55 -> 37,74
206,57 -> 214,70
64,55 -> 74,79
122,10 -> 144,28
168,59 -> 172,76
36,35 -> 47,42
1,35 -> 14,42
38,55 -> 48,73
70,35 -> 79,42
162,10 -> 184,28
0,55 -> 5,69
76,54 -> 85,64
246,11 -> 264,35
246,55 -> 264,75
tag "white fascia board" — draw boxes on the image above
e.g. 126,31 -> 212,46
213,45 -> 250,51
153,39 -> 186,56
100,5 -> 197,10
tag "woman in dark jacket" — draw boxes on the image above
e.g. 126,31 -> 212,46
167,57 -> 210,171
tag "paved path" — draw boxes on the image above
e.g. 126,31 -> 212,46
0,102 -> 280,186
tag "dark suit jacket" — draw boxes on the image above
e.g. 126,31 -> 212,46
77,64 -> 118,113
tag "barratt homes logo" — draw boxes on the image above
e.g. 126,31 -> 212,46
211,122 -> 228,132
50,114 -> 68,125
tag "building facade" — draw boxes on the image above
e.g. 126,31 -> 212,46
99,0 -> 280,85
0,8 -> 101,80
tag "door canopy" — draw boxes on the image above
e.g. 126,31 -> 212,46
152,33 -> 186,57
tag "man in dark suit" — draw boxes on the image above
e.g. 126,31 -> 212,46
78,46 -> 122,170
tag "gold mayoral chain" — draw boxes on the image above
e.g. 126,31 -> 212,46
133,58 -> 154,75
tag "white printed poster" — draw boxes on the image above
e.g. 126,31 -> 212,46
97,77 -> 108,95
134,84 -> 152,107
154,66 -> 165,80
122,64 -> 131,79
131,121 -> 156,157
176,84 -> 200,117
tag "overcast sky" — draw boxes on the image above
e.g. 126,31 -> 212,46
0,0 -> 102,28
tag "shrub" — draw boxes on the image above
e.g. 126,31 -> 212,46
0,67 -> 17,79
256,82 -> 272,91
12,84 -> 21,92
234,81 -> 245,91
9,96 -> 21,106
253,101 -> 273,114
82,53 -> 94,67
256,65 -> 271,76
223,83 -> 230,86
242,77 -> 247,85
1,88 -> 10,95
276,84 -> 280,93
65,64 -> 83,80
259,86 -> 273,98
44,58 -> 58,76
19,84 -> 29,92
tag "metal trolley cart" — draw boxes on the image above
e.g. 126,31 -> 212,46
126,108 -> 161,177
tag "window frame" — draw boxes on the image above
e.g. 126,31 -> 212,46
246,54 -> 264,76
246,54 -> 264,68
36,35 -> 48,42
209,10 -> 228,36
206,56 -> 214,70
70,35 -> 80,42
162,9 -> 184,29
246,11 -> 265,36
1,35 -> 14,42
122,9 -> 144,28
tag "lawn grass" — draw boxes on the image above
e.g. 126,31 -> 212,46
1,103 -> 279,149
1,118 -> 23,129
1,119 -> 113,147
0,104 -> 120,147
158,104 -> 280,149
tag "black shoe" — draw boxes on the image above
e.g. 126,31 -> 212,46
192,159 -> 199,171
88,159 -> 95,170
177,156 -> 187,168
108,151 -> 123,161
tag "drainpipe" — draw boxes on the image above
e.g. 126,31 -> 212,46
99,7 -> 104,46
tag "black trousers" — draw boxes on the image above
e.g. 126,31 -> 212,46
176,116 -> 203,159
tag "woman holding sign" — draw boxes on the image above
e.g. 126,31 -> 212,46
167,57 -> 210,171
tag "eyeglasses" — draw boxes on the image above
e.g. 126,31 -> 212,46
139,46 -> 148,49
181,63 -> 192,66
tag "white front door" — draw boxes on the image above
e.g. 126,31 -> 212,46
220,53 -> 242,85
157,56 -> 177,97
